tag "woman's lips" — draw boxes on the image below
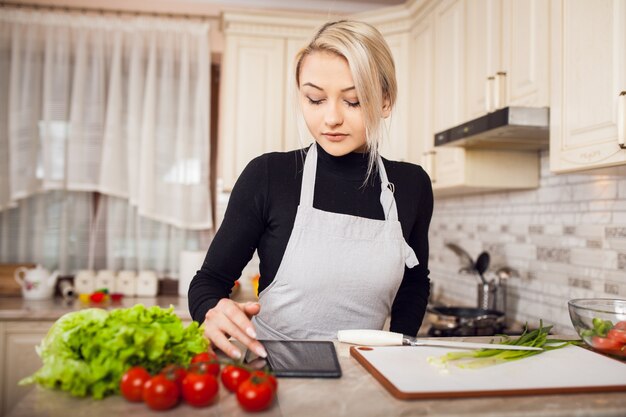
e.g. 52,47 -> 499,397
322,133 -> 348,142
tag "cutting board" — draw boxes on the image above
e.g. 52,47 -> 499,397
350,345 -> 626,400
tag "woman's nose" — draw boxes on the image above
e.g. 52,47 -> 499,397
324,102 -> 343,127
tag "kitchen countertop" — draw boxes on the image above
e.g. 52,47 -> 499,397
0,295 -> 194,321
7,340 -> 626,417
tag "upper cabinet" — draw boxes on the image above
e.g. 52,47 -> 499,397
465,0 -> 549,120
549,0 -> 626,173
218,12 -> 323,191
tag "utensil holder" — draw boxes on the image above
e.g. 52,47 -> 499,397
477,280 -> 506,313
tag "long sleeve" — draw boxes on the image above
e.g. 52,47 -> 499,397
389,167 -> 433,336
187,156 -> 268,323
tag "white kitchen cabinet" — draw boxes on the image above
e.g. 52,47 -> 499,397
0,321 -> 50,415
218,12 -> 324,191
380,32 -> 411,163
549,0 -> 626,173
465,0 -> 549,119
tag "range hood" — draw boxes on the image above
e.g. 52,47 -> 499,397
434,107 -> 549,151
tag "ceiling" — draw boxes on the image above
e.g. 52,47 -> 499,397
184,0 -> 406,14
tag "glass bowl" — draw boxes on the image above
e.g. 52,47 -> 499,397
568,298 -> 626,359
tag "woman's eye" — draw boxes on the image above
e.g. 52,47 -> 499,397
345,100 -> 360,108
307,97 -> 324,105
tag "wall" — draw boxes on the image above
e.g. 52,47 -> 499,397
429,151 -> 626,334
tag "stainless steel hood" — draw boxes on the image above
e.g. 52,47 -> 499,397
434,107 -> 549,151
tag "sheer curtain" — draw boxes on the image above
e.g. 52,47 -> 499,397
0,8 -> 213,276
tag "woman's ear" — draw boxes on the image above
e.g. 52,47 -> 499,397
382,97 -> 391,119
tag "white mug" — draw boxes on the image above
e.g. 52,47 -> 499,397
136,270 -> 158,297
95,270 -> 116,292
115,270 -> 137,296
74,270 -> 96,294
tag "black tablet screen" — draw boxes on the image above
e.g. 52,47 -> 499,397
250,340 -> 342,378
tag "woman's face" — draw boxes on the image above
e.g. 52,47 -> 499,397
298,51 -> 367,156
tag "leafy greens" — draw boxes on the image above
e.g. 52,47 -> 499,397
20,304 -> 208,399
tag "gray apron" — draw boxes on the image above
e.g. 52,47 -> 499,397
253,144 -> 418,340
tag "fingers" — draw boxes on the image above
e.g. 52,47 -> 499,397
203,299 -> 267,360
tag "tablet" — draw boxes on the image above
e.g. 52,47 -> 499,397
246,340 -> 342,378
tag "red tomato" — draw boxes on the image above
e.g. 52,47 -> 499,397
236,375 -> 275,412
120,366 -> 151,402
190,352 -> 220,376
143,374 -> 180,411
250,370 -> 278,392
89,292 -> 105,303
221,365 -> 251,392
160,364 -> 187,389
614,321 -> 626,331
181,372 -> 219,407
607,328 -> 626,344
591,335 -> 623,351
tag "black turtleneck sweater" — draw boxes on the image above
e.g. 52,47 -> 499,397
188,143 -> 433,336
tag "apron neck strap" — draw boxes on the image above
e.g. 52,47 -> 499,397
299,143 -> 398,221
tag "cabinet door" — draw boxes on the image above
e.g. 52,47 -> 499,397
219,36 -> 286,191
0,322 -> 50,415
550,0 -> 626,172
432,0 -> 467,189
465,0 -> 502,119
380,32 -> 410,162
283,37 -> 308,153
502,0 -> 549,107
410,17 -> 435,174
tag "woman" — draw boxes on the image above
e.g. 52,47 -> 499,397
188,20 -> 433,360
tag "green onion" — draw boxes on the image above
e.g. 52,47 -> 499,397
427,321 -> 580,369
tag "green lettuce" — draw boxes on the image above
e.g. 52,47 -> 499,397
20,304 -> 208,399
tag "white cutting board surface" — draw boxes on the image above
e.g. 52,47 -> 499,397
351,345 -> 626,399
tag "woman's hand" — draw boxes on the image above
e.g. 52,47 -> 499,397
203,299 -> 268,360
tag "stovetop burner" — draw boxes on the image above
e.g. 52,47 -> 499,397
427,324 -> 506,337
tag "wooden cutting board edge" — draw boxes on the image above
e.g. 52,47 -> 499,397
349,345 -> 626,400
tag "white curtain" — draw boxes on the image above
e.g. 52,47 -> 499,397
0,8 -> 213,276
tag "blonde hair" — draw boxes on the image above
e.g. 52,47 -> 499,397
294,20 -> 397,183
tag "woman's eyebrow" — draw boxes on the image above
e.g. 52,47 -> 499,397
302,82 -> 355,92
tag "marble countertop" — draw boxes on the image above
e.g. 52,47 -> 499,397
7,341 -> 626,417
0,296 -> 194,321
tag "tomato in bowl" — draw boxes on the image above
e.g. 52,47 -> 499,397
568,298 -> 626,359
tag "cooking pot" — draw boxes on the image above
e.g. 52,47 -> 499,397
427,306 -> 505,337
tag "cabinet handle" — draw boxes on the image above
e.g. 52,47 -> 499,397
423,151 -> 436,183
617,91 -> 626,149
495,71 -> 507,110
485,76 -> 495,113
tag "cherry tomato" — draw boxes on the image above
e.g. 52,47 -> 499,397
236,375 -> 275,412
591,335 -> 623,351
250,370 -> 278,392
221,365 -> 251,392
614,321 -> 626,331
607,328 -> 626,344
190,352 -> 220,376
181,372 -> 219,407
143,374 -> 180,411
89,292 -> 105,303
120,366 -> 151,402
160,364 -> 187,389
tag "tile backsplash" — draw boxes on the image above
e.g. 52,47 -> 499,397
429,151 -> 626,334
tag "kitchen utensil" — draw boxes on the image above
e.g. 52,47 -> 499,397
444,243 -> 475,274
477,278 -> 507,313
350,344 -> 626,400
427,306 -> 505,336
14,265 -> 59,300
568,298 -> 626,359
337,329 -> 542,351
474,251 -> 490,284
